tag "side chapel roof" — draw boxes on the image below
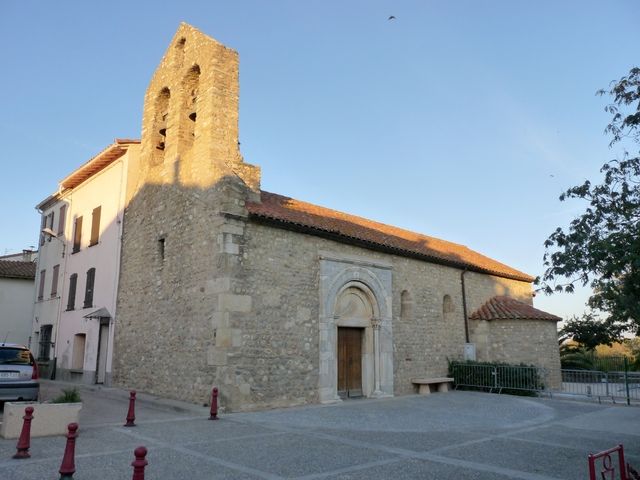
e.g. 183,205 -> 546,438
470,296 -> 561,322
247,191 -> 535,283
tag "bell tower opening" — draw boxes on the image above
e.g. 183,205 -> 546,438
151,87 -> 171,165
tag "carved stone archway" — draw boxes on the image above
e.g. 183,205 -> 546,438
318,251 -> 393,403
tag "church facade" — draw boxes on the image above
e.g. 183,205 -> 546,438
112,23 -> 561,411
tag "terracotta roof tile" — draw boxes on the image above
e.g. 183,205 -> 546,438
470,296 -> 561,321
0,260 -> 36,280
247,191 -> 534,282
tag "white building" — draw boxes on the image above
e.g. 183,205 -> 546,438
0,251 -> 36,345
32,139 -> 139,384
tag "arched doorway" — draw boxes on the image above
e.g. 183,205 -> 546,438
335,286 -> 373,398
318,257 -> 394,404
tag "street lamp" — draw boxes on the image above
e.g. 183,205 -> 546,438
41,228 -> 66,257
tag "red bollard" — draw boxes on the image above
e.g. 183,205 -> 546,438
209,387 -> 219,420
124,390 -> 136,427
131,446 -> 148,480
59,423 -> 78,480
13,406 -> 34,459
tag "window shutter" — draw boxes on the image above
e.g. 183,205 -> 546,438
39,215 -> 46,246
90,206 -> 101,246
47,212 -> 55,242
51,264 -> 60,297
73,216 -> 83,253
67,273 -> 77,310
58,205 -> 67,236
84,268 -> 95,308
38,269 -> 46,300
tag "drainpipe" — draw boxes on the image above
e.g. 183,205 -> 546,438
460,269 -> 469,343
52,193 -> 71,380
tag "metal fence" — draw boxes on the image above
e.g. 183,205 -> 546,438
561,368 -> 640,404
450,363 -> 546,394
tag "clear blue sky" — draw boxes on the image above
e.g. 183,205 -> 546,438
1,0 -> 638,320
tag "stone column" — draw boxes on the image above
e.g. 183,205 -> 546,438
371,317 -> 383,397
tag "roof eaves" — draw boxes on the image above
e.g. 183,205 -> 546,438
248,212 -> 534,283
59,138 -> 140,190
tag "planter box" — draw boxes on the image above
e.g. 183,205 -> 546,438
0,401 -> 82,439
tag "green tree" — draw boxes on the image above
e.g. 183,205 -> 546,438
540,67 -> 640,334
558,313 -> 623,350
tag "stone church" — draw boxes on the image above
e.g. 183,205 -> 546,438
113,23 -> 561,411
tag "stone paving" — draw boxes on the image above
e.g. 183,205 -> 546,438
0,381 -> 639,479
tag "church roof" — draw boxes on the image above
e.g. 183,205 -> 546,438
247,191 -> 535,282
0,260 -> 36,280
470,296 -> 561,321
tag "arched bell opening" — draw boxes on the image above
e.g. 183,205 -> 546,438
182,64 -> 200,151
151,87 -> 171,165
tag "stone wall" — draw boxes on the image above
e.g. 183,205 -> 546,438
470,318 -> 561,388
239,221 -> 543,404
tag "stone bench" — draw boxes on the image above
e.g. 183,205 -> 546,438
411,377 -> 454,395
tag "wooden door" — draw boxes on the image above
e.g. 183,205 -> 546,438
95,322 -> 109,384
337,327 -> 363,398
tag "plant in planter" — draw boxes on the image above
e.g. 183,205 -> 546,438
51,388 -> 81,404
0,388 -> 83,439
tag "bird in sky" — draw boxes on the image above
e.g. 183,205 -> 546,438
388,15 -> 396,20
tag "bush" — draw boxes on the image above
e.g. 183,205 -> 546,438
51,388 -> 81,403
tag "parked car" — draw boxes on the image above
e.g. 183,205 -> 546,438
0,343 -> 39,401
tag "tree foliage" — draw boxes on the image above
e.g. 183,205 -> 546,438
558,313 -> 623,350
540,67 -> 640,333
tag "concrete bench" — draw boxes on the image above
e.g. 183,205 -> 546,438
411,377 -> 454,395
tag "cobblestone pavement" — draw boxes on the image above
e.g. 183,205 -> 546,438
0,381 -> 638,479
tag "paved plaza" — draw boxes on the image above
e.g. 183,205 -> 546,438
0,381 -> 639,479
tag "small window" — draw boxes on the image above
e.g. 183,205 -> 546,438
443,294 -> 455,320
158,237 -> 166,262
83,268 -> 95,308
38,325 -> 53,361
50,264 -> 60,297
67,273 -> 78,310
89,206 -> 101,246
72,334 -> 86,370
72,216 -> 83,253
38,269 -> 46,300
58,205 -> 67,236
400,290 -> 413,321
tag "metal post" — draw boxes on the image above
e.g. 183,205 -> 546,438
588,453 -> 596,480
124,390 -> 136,427
59,423 -> 78,480
131,446 -> 148,480
492,366 -> 498,392
13,406 -> 34,459
209,387 -> 219,420
624,357 -> 631,406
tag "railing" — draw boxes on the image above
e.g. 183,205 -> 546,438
588,444 -> 640,480
561,368 -> 640,404
450,363 -> 546,394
